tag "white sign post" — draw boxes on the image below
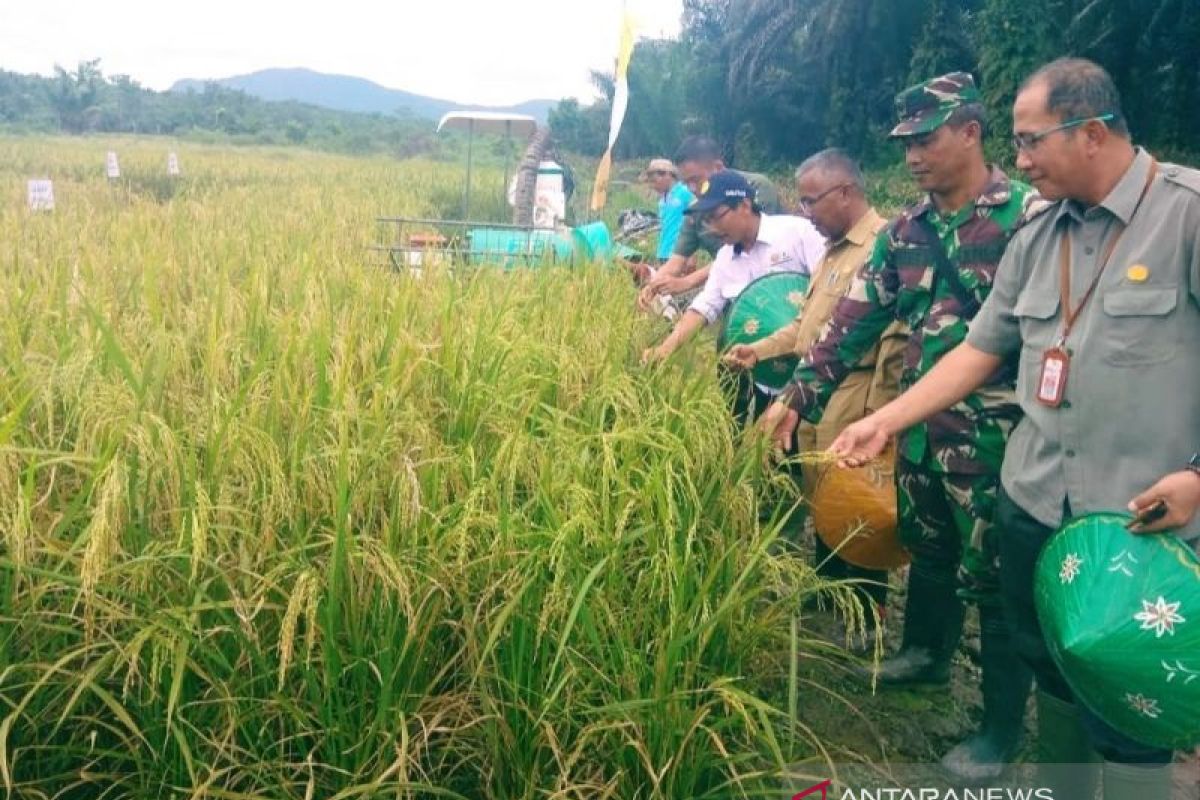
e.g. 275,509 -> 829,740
167,152 -> 180,177
27,179 -> 55,211
106,151 -> 120,179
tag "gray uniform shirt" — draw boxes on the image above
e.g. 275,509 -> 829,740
968,148 -> 1200,540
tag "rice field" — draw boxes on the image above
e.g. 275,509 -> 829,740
0,137 -> 864,799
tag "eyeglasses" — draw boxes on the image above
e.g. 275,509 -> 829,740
798,183 -> 851,214
1012,113 -> 1115,152
645,170 -> 671,178
701,205 -> 734,226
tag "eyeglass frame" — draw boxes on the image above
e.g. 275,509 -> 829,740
699,203 -> 737,227
797,182 -> 852,214
1012,113 -> 1116,152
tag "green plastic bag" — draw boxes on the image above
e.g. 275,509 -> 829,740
1035,512 -> 1200,749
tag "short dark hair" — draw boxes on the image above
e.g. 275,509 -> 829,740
946,102 -> 988,141
674,135 -> 723,165
1021,57 -> 1129,137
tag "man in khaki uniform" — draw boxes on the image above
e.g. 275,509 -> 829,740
725,149 -> 907,625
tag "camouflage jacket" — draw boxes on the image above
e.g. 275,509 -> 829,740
781,167 -> 1044,475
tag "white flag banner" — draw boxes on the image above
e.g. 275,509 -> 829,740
27,179 -> 55,211
106,151 -> 120,179
589,5 -> 636,212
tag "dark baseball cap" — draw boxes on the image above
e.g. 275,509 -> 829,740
683,170 -> 755,216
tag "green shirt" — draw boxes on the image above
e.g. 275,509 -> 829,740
671,170 -> 782,258
968,148 -> 1200,539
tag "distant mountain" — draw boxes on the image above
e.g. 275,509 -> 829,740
170,67 -> 556,122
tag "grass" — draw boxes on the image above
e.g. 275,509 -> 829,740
0,136 -> 876,799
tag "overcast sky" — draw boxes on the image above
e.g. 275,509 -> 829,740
0,0 -> 682,106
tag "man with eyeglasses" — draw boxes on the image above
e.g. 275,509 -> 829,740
830,58 -> 1200,799
722,149 -> 907,640
641,171 -> 824,422
757,72 -> 1046,781
637,136 -> 782,314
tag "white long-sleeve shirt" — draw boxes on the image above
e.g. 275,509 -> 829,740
688,213 -> 826,324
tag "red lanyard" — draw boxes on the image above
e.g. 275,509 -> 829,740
1036,158 -> 1158,408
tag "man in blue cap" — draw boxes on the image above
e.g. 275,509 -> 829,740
642,170 -> 824,422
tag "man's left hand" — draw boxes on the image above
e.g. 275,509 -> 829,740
648,274 -> 697,296
641,343 -> 672,365
1126,470 -> 1200,533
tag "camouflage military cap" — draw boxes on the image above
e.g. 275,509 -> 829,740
890,72 -> 981,138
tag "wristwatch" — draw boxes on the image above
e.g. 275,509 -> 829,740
1188,453 -> 1200,477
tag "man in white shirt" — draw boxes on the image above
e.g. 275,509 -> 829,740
642,170 -> 826,422
643,171 -> 825,362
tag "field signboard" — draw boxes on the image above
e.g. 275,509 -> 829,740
106,151 -> 120,178
27,179 -> 54,211
167,152 -> 180,176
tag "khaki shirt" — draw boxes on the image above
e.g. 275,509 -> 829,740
968,148 -> 1200,539
751,207 -> 908,452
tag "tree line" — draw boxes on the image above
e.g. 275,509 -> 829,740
0,60 -> 450,158
550,0 -> 1200,167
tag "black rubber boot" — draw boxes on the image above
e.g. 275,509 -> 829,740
1034,690 -> 1102,800
1102,761 -> 1173,800
939,606 -> 1034,782
875,562 -> 963,686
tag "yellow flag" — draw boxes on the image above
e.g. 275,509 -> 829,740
590,6 -> 636,212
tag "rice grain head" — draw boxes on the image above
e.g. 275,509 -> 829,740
80,460 -> 128,608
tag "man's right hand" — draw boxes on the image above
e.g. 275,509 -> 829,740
721,345 -> 758,370
757,401 -> 800,453
828,415 -> 891,467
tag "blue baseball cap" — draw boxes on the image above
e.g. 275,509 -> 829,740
684,170 -> 755,216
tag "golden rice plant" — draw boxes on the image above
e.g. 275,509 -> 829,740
0,135 -> 866,800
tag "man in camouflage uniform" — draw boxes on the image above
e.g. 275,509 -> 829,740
832,58 -> 1200,800
759,73 -> 1043,781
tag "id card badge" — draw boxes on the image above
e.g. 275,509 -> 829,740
1036,346 -> 1070,407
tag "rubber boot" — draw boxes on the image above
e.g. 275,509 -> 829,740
875,562 -> 964,686
1034,690 -> 1101,800
939,606 -> 1033,782
1102,761 -> 1173,800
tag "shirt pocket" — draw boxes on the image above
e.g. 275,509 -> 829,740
818,267 -> 854,300
1014,292 -> 1061,403
1099,286 -> 1179,366
1013,292 -> 1061,350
